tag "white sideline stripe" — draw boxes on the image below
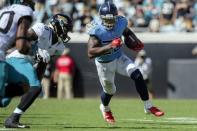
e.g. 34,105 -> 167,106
0,128 -> 16,130
120,117 -> 197,124
167,117 -> 197,121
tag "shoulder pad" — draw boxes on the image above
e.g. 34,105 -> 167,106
117,15 -> 127,21
118,15 -> 126,19
86,21 -> 98,34
117,15 -> 128,28
13,4 -> 33,18
31,23 -> 46,37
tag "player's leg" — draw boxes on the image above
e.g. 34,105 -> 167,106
117,54 -> 164,117
1,82 -> 30,108
95,60 -> 116,124
145,79 -> 154,99
0,61 -> 12,107
5,58 -> 41,128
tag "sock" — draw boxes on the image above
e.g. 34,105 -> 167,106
130,69 -> 149,101
13,107 -> 23,114
100,103 -> 111,112
101,91 -> 113,106
144,100 -> 153,109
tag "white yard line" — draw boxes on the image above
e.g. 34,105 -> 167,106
120,117 -> 197,124
0,128 -> 16,130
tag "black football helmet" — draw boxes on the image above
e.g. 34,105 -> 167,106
99,1 -> 118,30
50,14 -> 73,44
6,0 -> 35,10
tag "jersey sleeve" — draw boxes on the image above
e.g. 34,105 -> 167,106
31,23 -> 46,38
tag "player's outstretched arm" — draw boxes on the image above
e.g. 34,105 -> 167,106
15,16 -> 32,54
123,27 -> 144,51
87,36 -> 112,59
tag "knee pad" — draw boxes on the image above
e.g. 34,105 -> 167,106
0,97 -> 11,107
130,69 -> 143,81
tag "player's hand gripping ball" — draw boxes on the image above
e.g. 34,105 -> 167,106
110,38 -> 122,48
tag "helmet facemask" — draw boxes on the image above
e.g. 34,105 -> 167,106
58,19 -> 71,44
50,14 -> 73,45
100,14 -> 116,30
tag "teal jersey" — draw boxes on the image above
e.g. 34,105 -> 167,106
87,16 -> 128,62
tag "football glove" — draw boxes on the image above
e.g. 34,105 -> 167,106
36,48 -> 50,63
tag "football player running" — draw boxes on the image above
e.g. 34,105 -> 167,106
87,1 -> 164,124
4,13 -> 73,128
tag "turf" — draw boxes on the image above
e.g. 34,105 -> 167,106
0,98 -> 197,131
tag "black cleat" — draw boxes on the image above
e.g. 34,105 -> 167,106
4,113 -> 30,128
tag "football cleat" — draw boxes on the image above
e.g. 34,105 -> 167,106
100,104 -> 115,124
144,106 -> 164,117
4,113 -> 30,128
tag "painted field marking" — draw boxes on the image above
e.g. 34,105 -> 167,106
0,128 -> 16,130
120,117 -> 197,124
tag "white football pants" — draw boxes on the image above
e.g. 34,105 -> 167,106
95,54 -> 137,95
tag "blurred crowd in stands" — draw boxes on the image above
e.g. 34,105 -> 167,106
1,0 -> 197,33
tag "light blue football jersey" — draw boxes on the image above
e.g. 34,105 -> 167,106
88,16 -> 128,62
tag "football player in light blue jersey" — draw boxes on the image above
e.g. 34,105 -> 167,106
87,1 -> 164,124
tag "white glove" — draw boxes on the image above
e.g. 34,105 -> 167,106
37,48 -> 50,63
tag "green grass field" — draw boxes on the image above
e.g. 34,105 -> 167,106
1,98 -> 197,131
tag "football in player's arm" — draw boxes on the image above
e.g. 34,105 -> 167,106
88,27 -> 144,59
